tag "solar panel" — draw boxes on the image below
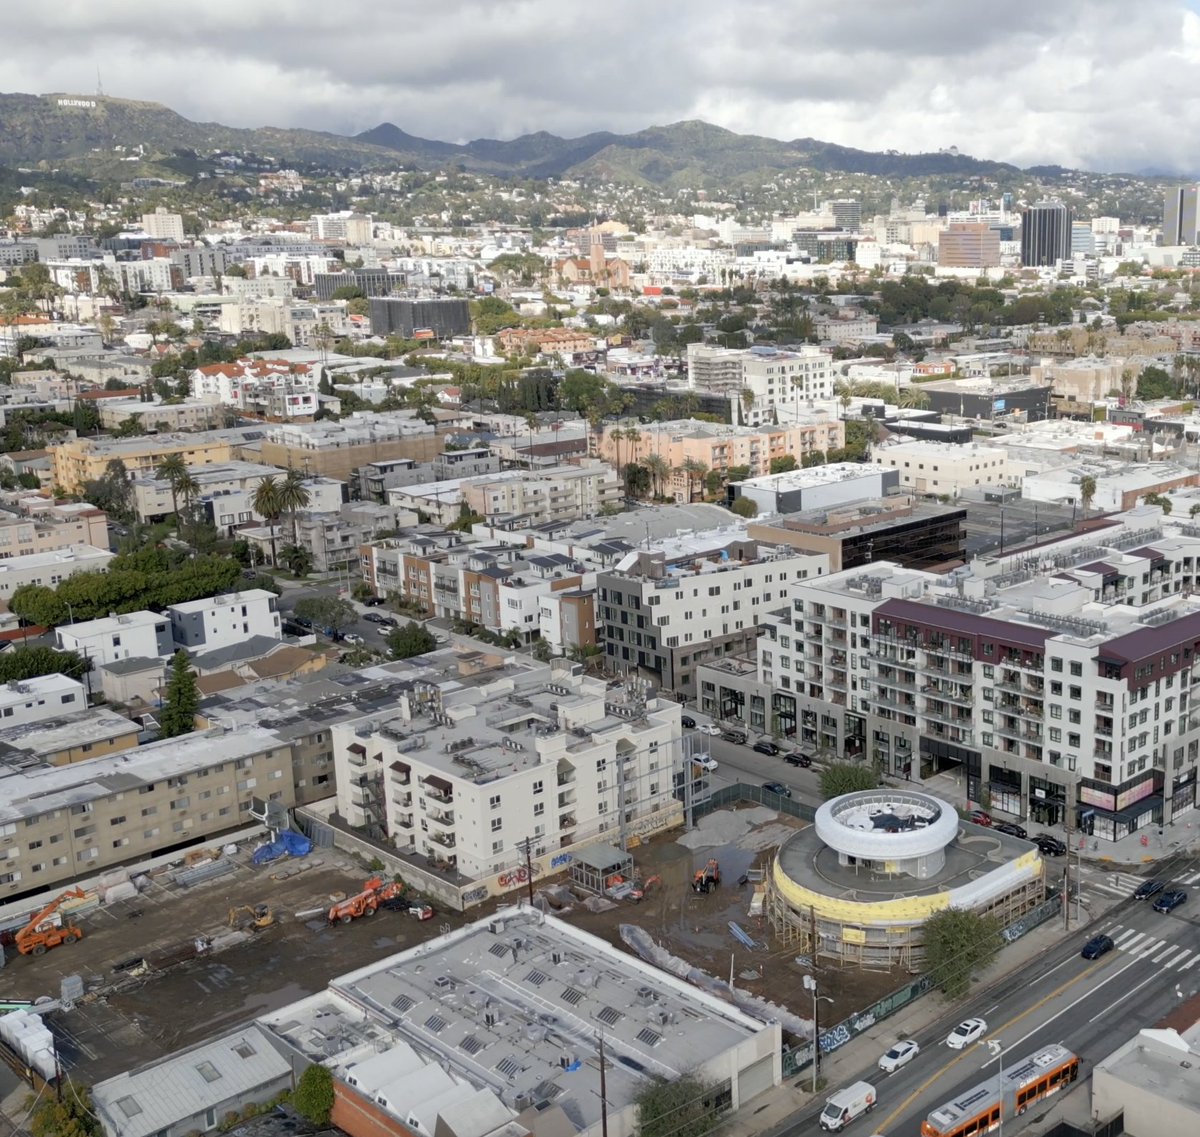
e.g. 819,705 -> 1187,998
560,987 -> 583,1006
460,1036 -> 485,1056
424,1014 -> 448,1034
391,994 -> 415,1013
597,1006 -> 622,1026
525,969 -> 548,986
636,1028 -> 662,1047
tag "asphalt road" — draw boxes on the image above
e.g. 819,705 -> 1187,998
274,580 -> 433,652
776,880 -> 1200,1137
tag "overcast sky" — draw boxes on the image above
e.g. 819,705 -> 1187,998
8,0 -> 1200,173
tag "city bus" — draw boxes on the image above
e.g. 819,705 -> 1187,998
921,1044 -> 1079,1137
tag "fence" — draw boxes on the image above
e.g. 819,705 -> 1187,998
1000,893 -> 1062,943
694,782 -> 817,825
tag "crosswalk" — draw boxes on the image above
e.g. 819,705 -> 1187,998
1088,867 -> 1200,896
1107,924 -> 1200,971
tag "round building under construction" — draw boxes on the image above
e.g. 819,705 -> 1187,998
766,789 -> 1046,969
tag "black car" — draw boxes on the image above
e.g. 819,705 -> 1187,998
364,612 -> 389,624
1081,933 -> 1115,960
291,615 -> 313,630
681,715 -> 696,729
752,740 -> 780,756
1034,834 -> 1067,856
784,751 -> 813,768
994,821 -> 1028,839
762,781 -> 792,799
1153,889 -> 1188,913
380,615 -> 399,627
281,620 -> 309,637
722,729 -> 747,744
363,596 -> 386,606
1134,879 -> 1166,901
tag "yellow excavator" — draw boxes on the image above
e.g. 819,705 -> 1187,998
228,903 -> 274,931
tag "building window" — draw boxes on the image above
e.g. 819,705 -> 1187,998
491,818 -> 502,832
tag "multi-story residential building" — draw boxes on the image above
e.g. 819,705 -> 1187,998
730,463 -> 898,517
0,725 -> 294,900
312,268 -> 408,300
597,534 -> 828,697
368,297 -> 470,340
0,545 -> 116,610
96,397 -> 225,433
0,706 -> 141,767
168,589 -> 281,653
254,414 -> 444,481
245,509 -> 406,576
0,674 -> 87,729
189,358 -> 320,421
461,461 -> 621,526
686,343 -> 834,425
202,475 -> 345,536
309,211 -> 373,244
873,440 -> 1009,497
0,502 -> 108,559
171,246 -> 227,279
141,207 -> 185,243
218,299 -> 349,347
938,223 -> 1002,268
597,417 -> 844,502
539,587 -> 598,655
812,314 -> 879,345
50,430 -> 250,493
495,327 -> 597,357
331,662 -> 682,878
353,448 -> 499,502
56,610 -> 174,667
129,460 -> 284,523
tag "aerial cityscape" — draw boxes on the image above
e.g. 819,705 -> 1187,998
0,5 -> 1199,1137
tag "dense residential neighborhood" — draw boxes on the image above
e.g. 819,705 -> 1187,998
4,25 -> 1200,1137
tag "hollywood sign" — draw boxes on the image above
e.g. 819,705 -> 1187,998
56,98 -> 96,109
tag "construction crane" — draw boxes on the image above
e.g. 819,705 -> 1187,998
692,859 -> 721,894
327,877 -> 403,925
16,888 -> 86,956
227,903 -> 274,931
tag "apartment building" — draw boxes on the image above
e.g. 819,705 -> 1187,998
495,327 -> 596,356
331,662 -> 682,879
189,358 -> 320,421
141,207 -> 185,242
937,223 -> 1002,268
130,461 -> 278,523
462,461 -> 622,526
168,590 -> 280,652
218,299 -> 349,347
597,535 -> 828,697
353,448 -> 499,502
0,725 -> 294,900
0,706 -> 141,767
96,398 -> 224,433
0,546 -> 116,610
874,440 -> 1009,497
0,502 -> 108,560
252,414 -> 445,482
51,431 -> 245,493
0,675 -> 87,729
686,343 -> 834,426
539,588 -> 598,655
597,417 -> 844,502
56,611 -> 174,667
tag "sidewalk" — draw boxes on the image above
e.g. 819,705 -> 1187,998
723,891 -> 1124,1137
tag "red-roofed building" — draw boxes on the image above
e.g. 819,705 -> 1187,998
189,357 -> 318,421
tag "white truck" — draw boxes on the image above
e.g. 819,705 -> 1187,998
818,1080 -> 877,1131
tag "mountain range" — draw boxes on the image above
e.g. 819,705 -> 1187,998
0,90 -> 1028,187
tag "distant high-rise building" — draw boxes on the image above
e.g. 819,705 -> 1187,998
938,223 -> 1001,268
1163,185 -> 1200,246
1020,201 -> 1073,267
830,200 -> 863,231
141,206 -> 185,243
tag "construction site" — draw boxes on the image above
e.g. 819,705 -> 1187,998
0,803 -> 906,1101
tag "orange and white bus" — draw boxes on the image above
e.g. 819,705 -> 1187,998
921,1044 -> 1079,1137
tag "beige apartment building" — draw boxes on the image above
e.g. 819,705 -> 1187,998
0,725 -> 294,900
461,461 -> 621,524
51,433 -> 235,493
0,502 -> 109,559
937,222 -> 1002,268
598,418 -> 844,502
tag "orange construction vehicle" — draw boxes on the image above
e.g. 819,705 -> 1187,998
692,859 -> 721,894
327,877 -> 403,925
16,888 -> 86,956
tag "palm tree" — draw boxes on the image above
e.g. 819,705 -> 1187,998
277,468 -> 312,547
154,453 -> 188,521
643,453 -> 669,500
1079,475 -> 1097,519
681,457 -> 707,503
898,387 -> 931,410
252,475 -> 283,566
279,544 -> 314,577
176,470 -> 200,542
624,426 -> 642,465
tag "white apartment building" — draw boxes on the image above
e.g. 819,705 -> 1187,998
130,461 -> 287,523
222,276 -> 296,302
204,476 -> 344,536
168,589 -> 281,652
55,610 -> 174,666
218,299 -> 349,346
141,207 -> 186,243
686,343 -> 834,426
309,212 -> 373,244
463,461 -> 622,526
0,546 -> 116,609
331,663 -> 682,879
0,674 -> 87,728
874,440 -> 1009,497
598,534 -> 829,697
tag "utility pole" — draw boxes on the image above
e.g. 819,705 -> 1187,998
518,837 -> 535,908
1064,783 -> 1075,931
598,1032 -> 609,1137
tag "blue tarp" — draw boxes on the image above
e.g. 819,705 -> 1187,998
251,829 -> 313,864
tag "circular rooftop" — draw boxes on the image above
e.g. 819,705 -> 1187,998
814,789 -> 958,862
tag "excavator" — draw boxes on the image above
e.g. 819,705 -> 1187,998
228,903 -> 274,931
692,859 -> 721,894
327,876 -> 403,925
16,888 -> 86,956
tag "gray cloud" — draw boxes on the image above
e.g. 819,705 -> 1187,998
5,0 -> 1200,171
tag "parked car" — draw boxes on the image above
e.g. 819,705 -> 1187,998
681,715 -> 696,729
343,632 -> 364,646
281,620 -> 308,637
291,615 -> 313,630
762,781 -> 792,798
698,723 -> 722,737
1153,889 -> 1188,913
785,751 -> 813,767
432,631 -> 449,644
1034,834 -> 1067,856
1080,933 -> 1115,960
968,809 -> 993,827
993,821 -> 1028,839
878,1039 -> 920,1074
723,729 -> 747,744
752,739 -> 780,756
946,1018 -> 987,1049
1134,879 -> 1166,901
818,1081 -> 876,1132
363,612 -> 388,624
694,756 -> 718,772
363,596 -> 386,606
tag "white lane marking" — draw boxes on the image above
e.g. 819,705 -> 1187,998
1111,927 -> 1138,946
1032,956 -> 1078,985
1120,932 -> 1148,951
1155,946 -> 1188,967
1134,939 -> 1166,960
1181,954 -> 1200,971
1087,969 -> 1163,1023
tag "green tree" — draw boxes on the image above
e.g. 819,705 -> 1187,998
704,468 -> 724,496
819,761 -> 880,799
0,645 -> 90,682
251,475 -> 284,566
293,1064 -> 335,1128
277,468 -> 312,546
1136,365 -> 1176,400
1078,475 -> 1097,518
387,621 -> 437,659
279,544 -> 314,577
559,368 -> 612,414
635,1073 -> 722,1137
154,452 -> 188,520
29,1081 -> 101,1137
159,649 -> 199,738
294,596 -> 358,633
643,452 -> 670,499
769,454 -> 798,475
729,496 -> 758,518
922,908 -> 1004,998
680,457 -> 707,502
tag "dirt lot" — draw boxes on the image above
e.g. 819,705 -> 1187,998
0,808 -> 900,1085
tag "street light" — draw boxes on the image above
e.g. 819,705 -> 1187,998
803,975 -> 835,1093
983,1039 -> 1004,1137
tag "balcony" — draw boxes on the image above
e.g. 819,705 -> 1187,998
923,702 -> 973,728
392,791 -> 412,808
347,751 -> 368,769
923,682 -> 973,706
874,671 -> 916,692
394,813 -> 414,829
427,809 -> 455,828
558,789 -> 577,808
874,690 -> 917,712
428,831 -> 457,849
559,813 -> 577,830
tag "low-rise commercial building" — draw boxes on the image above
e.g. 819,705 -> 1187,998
731,463 -> 898,517
874,440 -> 1009,497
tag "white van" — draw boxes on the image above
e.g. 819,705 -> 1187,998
818,1080 -> 877,1131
